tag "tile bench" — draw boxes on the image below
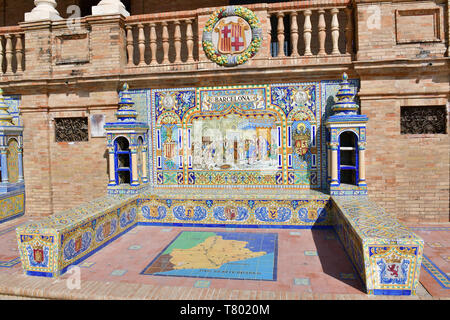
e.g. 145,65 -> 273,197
16,193 -> 139,277
15,189 -> 424,296
332,196 -> 424,295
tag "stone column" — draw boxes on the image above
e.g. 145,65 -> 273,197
92,0 -> 130,17
108,148 -> 116,186
24,0 -> 62,22
358,142 -> 367,186
130,147 -> 139,186
0,147 -> 8,183
303,10 -> 312,56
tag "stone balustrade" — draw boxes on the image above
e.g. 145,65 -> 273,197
267,4 -> 353,58
0,27 -> 25,76
123,1 -> 354,71
125,12 -> 198,67
0,0 -> 447,79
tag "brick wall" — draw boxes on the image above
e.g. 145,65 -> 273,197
360,75 -> 450,223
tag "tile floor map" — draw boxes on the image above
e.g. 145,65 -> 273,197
141,231 -> 278,281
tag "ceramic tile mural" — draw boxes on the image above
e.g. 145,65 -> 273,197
0,192 -> 24,223
127,81 -> 360,188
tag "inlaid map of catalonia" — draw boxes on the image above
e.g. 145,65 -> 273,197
142,231 -> 278,280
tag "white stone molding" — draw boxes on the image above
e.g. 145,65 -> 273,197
24,0 -> 62,22
92,0 -> 130,17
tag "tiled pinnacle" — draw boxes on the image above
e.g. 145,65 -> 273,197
115,83 -> 138,122
331,73 -> 359,115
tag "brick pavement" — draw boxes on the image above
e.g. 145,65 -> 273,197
0,218 -> 447,300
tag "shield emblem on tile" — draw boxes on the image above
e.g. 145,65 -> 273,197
150,206 -> 159,218
75,236 -> 82,252
103,221 -> 111,238
33,247 -> 44,264
215,18 -> 249,54
224,206 -> 237,220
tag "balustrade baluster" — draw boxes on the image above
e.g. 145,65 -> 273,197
267,13 -> 272,57
162,22 -> 169,64
16,35 -> 23,72
184,19 -> 194,62
138,24 -> 146,66
126,25 -> 134,66
5,34 -> 12,73
303,10 -> 312,56
276,12 -> 285,57
0,36 -> 4,74
149,23 -> 157,65
345,8 -> 354,54
331,8 -> 340,55
290,11 -> 299,57
174,21 -> 181,63
185,19 -> 194,63
318,9 -> 326,56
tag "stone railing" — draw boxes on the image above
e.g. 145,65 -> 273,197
125,11 -> 198,69
0,26 -> 25,76
267,0 -> 353,58
122,0 -> 354,72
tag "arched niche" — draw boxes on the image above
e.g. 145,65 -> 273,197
338,130 -> 358,186
114,136 -> 131,184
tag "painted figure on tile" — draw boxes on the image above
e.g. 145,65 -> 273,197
186,206 -> 195,218
191,115 -> 278,171
293,122 -> 310,158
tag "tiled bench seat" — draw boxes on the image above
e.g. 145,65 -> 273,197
16,193 -> 139,277
16,189 -> 424,297
332,196 -> 424,296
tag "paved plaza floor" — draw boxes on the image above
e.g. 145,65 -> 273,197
0,216 -> 448,300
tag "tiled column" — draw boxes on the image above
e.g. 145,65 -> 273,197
130,147 -> 139,186
142,147 -> 148,183
329,143 -> 339,186
17,147 -> 24,182
358,142 -> 367,186
0,147 -> 8,183
108,148 -> 116,186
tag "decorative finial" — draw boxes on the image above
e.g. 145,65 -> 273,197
342,72 -> 348,82
115,83 -> 137,122
330,73 -> 359,116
